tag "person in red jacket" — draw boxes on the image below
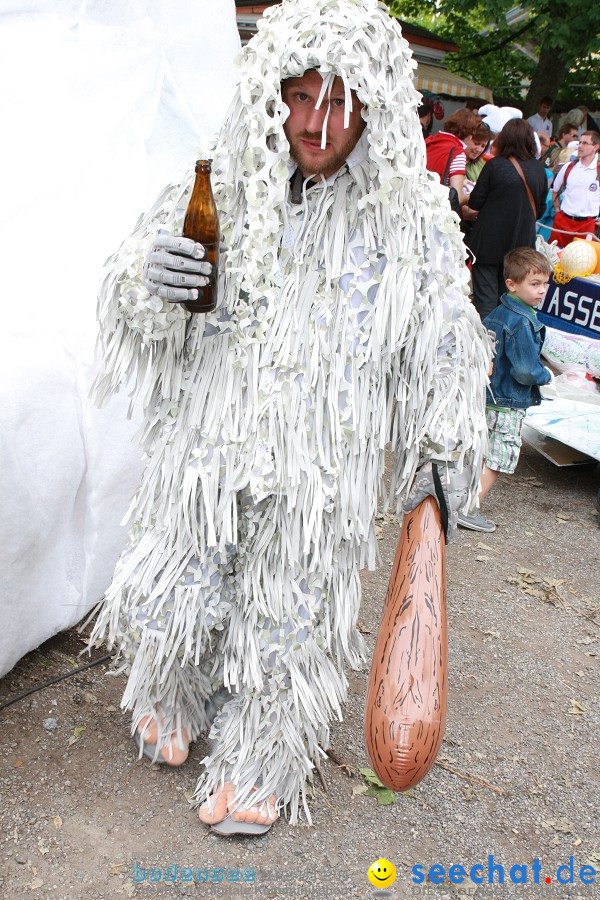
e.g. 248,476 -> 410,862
425,109 -> 481,206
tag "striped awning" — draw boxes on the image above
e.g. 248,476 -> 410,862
415,63 -> 493,102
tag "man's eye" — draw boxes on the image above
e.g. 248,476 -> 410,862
332,98 -> 345,107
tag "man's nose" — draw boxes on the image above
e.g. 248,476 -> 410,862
305,103 -> 328,135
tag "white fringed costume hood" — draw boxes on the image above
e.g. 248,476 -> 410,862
91,0 -> 491,823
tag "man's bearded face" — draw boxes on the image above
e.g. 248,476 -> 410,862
282,70 -> 365,178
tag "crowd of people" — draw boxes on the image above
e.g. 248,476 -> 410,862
424,96 -> 600,318
423,98 -> 599,531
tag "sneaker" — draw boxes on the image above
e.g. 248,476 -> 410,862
457,511 -> 496,533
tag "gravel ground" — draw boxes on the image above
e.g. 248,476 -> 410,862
1,443 -> 598,900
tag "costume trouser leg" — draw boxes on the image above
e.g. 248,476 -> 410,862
194,491 -> 365,824
104,537 -> 237,751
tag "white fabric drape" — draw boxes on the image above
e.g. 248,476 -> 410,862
0,0 -> 240,677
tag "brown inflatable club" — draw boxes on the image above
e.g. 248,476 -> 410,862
365,496 -> 447,792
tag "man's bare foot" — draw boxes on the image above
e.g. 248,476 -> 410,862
136,714 -> 190,766
198,781 -> 279,827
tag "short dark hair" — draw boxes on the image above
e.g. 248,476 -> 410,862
581,130 -> 600,148
539,96 -> 553,106
443,109 -> 481,140
504,247 -> 551,283
494,118 -> 537,160
558,122 -> 579,140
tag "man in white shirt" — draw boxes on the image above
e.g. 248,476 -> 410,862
550,130 -> 600,247
527,96 -> 553,140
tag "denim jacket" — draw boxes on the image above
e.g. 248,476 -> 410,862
483,293 -> 552,409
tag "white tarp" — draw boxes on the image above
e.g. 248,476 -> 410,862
0,0 -> 241,677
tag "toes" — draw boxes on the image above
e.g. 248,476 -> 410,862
137,715 -> 158,744
230,793 -> 278,825
160,730 -> 190,766
198,783 -> 235,825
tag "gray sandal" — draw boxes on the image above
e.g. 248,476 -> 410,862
134,729 -> 165,764
210,814 -> 272,836
134,729 -> 189,765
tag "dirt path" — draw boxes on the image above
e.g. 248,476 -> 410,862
1,444 -> 598,899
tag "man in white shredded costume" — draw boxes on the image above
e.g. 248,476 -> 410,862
90,0 -> 491,834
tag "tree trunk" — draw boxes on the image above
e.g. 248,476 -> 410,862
524,34 -> 566,117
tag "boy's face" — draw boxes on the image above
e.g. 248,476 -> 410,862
506,271 -> 550,308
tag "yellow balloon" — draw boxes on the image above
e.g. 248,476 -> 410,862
367,858 -> 397,888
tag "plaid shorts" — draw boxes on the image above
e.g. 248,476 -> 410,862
486,407 -> 526,474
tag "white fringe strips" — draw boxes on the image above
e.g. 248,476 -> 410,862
90,0 -> 492,824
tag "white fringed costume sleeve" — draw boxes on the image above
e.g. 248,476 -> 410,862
89,0 -> 492,824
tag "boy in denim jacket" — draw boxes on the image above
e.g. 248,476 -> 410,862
458,248 -> 553,532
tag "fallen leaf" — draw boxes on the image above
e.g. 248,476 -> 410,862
82,691 -> 98,704
568,699 -> 586,715
475,555 -> 491,562
67,736 -> 78,747
14,759 -> 24,768
549,817 -> 574,834
463,784 -> 475,800
352,783 -> 369,797
359,767 -> 397,805
556,513 -> 572,521
28,878 -> 44,891
73,725 -> 86,738
573,838 -> 583,847
53,816 -> 62,830
359,767 -> 384,786
364,785 -> 396,805
109,863 -> 127,876
476,542 -> 495,552
37,839 -> 49,856
483,630 -> 500,640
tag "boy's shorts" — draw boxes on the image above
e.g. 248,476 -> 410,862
486,407 -> 526,474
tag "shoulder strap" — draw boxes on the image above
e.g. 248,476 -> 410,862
508,156 -> 537,219
561,159 -> 578,191
441,147 -> 457,187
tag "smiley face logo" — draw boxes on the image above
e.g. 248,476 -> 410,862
367,858 -> 397,888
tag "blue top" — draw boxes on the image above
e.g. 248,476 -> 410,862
483,292 -> 552,409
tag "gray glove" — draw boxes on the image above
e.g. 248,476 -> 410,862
143,230 -> 212,303
403,461 -> 471,543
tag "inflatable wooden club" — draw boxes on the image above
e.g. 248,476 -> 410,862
365,496 -> 447,792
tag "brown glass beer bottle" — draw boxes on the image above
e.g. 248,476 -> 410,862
182,159 -> 220,313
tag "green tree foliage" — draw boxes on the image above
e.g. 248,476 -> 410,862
390,0 -> 599,111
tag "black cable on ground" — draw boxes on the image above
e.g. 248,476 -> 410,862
0,653 -> 112,713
